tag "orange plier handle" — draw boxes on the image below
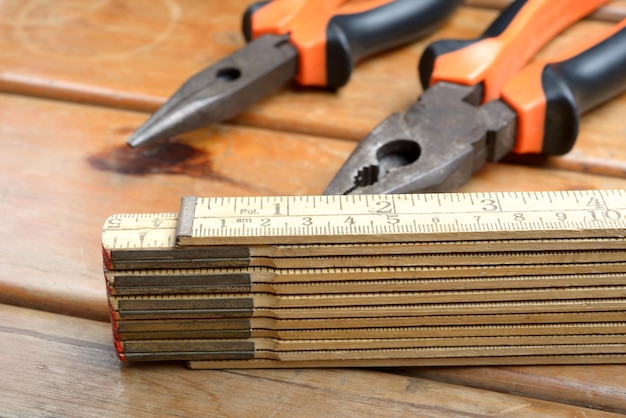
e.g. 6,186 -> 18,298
420,0 -> 626,155
243,0 -> 461,88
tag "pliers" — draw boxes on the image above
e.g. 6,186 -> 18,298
127,0 -> 461,148
324,0 -> 626,195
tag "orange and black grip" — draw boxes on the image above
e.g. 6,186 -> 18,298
418,0 -> 609,103
418,0 -> 526,91
502,19 -> 626,155
242,0 -> 461,89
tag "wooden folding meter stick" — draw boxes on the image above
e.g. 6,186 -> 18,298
101,189 -> 626,368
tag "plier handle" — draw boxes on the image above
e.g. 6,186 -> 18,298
245,0 -> 461,88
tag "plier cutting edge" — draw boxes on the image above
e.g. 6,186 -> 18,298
127,0 -> 461,148
324,0 -> 626,195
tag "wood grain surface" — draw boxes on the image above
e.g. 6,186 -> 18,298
1,2 -> 625,177
405,364 -> 626,414
1,1 -> 626,415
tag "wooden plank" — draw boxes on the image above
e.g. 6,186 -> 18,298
1,2 -> 625,179
0,303 -> 619,417
0,0 -> 626,184
2,93 -> 625,321
407,364 -> 626,414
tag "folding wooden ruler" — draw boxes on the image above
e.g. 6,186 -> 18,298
101,189 -> 626,368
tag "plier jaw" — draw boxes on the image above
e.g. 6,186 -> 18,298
324,83 -> 516,195
127,34 -> 298,148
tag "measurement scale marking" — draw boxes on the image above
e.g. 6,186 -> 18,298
167,190 -> 626,246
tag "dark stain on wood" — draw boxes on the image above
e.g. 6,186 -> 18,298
88,141 -> 259,191
88,141 -> 213,176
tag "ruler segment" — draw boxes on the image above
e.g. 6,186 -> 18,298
117,330 -> 252,340
124,351 -> 254,362
102,212 -> 178,229
253,343 -> 626,362
244,250 -> 626,269
252,299 -> 626,320
176,190 -> 626,246
119,335 -> 626,356
121,342 -> 626,362
114,322 -> 626,341
109,286 -> 626,313
114,311 -> 626,333
105,248 -> 626,271
110,247 -> 249,261
105,263 -> 626,289
266,238 -> 626,256
103,225 -> 626,270
101,209 -> 626,251
188,354 -> 626,369
104,229 -> 626,260
106,271 -> 626,296
121,338 -> 254,353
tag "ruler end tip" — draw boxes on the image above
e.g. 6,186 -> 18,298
175,196 -> 198,243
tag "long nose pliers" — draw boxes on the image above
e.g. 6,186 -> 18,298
127,0 -> 461,148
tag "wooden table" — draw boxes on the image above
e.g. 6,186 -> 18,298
2,1 -> 626,415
